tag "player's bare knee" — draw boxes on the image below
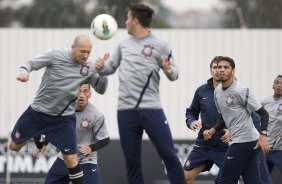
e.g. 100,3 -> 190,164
62,154 -> 78,168
9,142 -> 21,151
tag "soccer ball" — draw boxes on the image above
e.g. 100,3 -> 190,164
91,14 -> 118,40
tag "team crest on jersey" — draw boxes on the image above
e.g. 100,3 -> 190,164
80,118 -> 91,129
278,103 -> 282,113
80,64 -> 89,76
15,130 -> 21,139
226,94 -> 234,106
141,44 -> 154,57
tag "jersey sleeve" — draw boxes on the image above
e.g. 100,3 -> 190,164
238,88 -> 262,113
92,113 -> 109,141
19,48 -> 55,74
87,73 -> 108,94
186,88 -> 201,127
214,89 -> 221,114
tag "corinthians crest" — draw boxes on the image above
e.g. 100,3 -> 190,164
80,64 -> 89,76
226,94 -> 234,106
141,44 -> 154,57
80,118 -> 91,129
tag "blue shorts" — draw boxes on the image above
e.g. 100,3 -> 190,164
44,157 -> 100,184
184,145 -> 227,172
11,106 -> 77,155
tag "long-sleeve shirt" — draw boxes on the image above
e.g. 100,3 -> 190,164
19,48 -> 107,116
98,33 -> 178,110
186,78 -> 228,150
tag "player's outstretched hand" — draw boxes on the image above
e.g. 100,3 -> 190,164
254,134 -> 269,154
16,73 -> 29,82
203,128 -> 216,140
34,145 -> 46,159
161,55 -> 172,74
190,120 -> 202,131
95,53 -> 110,70
221,129 -> 230,143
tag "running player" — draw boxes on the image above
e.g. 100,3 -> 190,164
9,34 -> 108,184
203,56 -> 270,183
95,3 -> 186,184
41,83 -> 110,184
261,75 -> 282,176
184,56 -> 230,183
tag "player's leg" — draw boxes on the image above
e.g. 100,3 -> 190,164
80,163 -> 101,184
9,106 -> 37,151
61,154 -> 83,184
184,147 -> 215,184
210,149 -> 228,183
266,150 -> 282,174
142,109 -> 186,184
118,110 -> 144,184
47,114 -> 83,184
9,140 -> 27,151
216,142 -> 257,184
44,157 -> 70,184
184,165 -> 205,184
257,151 -> 272,184
241,147 -> 265,183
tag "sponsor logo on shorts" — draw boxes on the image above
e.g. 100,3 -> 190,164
15,131 -> 21,139
92,169 -> 97,172
227,156 -> 234,160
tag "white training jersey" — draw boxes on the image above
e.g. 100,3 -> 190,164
262,96 -> 282,150
214,80 -> 261,144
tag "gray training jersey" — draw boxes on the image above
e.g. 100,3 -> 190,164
59,103 -> 109,164
214,80 -> 261,144
261,96 -> 282,150
98,32 -> 178,110
19,48 -> 107,116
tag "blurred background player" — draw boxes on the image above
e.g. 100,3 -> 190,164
9,34 -> 108,184
184,56 -> 230,183
95,3 -> 186,184
261,75 -> 282,177
203,57 -> 269,183
39,83 -> 110,184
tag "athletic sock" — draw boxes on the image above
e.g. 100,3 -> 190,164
68,164 -> 84,184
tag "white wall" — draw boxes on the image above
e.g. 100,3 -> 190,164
0,28 -> 281,139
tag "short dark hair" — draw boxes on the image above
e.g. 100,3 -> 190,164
218,56 -> 235,69
210,56 -> 223,68
128,3 -> 154,27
